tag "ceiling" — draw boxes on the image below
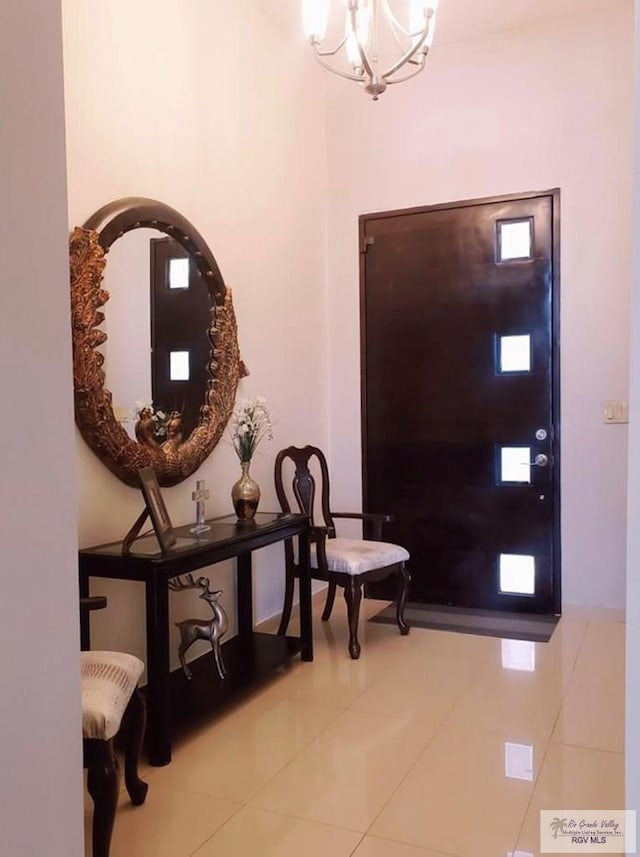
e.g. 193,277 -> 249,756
254,0 -> 618,46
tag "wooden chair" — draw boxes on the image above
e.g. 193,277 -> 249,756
81,597 -> 148,857
274,445 -> 410,659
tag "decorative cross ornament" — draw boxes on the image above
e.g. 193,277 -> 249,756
190,480 -> 211,535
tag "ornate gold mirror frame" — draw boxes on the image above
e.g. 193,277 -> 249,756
70,197 -> 244,487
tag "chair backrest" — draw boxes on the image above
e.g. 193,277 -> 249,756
274,445 -> 336,536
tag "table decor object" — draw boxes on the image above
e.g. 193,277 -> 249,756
123,466 -> 177,555
167,574 -> 229,680
190,479 -> 211,534
230,396 -> 272,520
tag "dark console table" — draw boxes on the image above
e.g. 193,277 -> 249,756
79,512 -> 312,766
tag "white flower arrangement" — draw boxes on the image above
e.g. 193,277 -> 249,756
230,396 -> 273,463
134,401 -> 169,441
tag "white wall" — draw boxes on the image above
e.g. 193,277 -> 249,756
0,2 -> 83,855
102,228 -> 155,433
626,0 -> 640,821
325,2 -> 634,609
62,0 -> 329,663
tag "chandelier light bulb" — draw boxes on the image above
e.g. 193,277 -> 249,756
302,0 -> 330,43
302,0 -> 439,99
409,0 -> 427,31
345,3 -> 371,70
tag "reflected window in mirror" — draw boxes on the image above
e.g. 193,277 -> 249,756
169,351 -> 190,381
150,238 -> 212,438
168,257 -> 190,290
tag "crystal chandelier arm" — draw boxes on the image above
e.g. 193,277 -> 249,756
385,15 -> 427,56
386,53 -> 430,83
381,0 -> 416,37
382,29 -> 429,79
382,0 -> 437,63
314,33 -> 349,58
313,44 -> 367,81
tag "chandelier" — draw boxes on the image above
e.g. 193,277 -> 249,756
302,0 -> 439,100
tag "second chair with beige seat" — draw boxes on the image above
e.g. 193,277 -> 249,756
275,445 -> 410,659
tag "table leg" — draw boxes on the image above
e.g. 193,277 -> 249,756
145,576 -> 171,766
298,529 -> 314,662
237,552 -> 253,639
79,571 -> 90,650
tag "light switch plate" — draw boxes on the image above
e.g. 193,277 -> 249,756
602,400 -> 629,424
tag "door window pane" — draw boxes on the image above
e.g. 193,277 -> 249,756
501,447 -> 531,484
500,554 -> 535,595
168,258 -> 190,290
498,219 -> 532,261
499,334 -> 531,373
170,350 -> 190,381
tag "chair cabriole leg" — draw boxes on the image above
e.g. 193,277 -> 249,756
86,739 -> 119,857
344,578 -> 363,659
278,569 -> 295,635
321,581 -> 337,621
123,689 -> 149,805
396,563 -> 411,636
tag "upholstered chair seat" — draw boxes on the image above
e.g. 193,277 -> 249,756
310,538 -> 410,576
81,651 -> 145,741
81,648 -> 148,857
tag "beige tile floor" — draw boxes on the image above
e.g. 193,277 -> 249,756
84,598 -> 625,857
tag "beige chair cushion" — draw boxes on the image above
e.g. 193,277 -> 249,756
81,651 -> 144,741
310,537 -> 409,576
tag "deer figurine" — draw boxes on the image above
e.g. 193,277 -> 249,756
167,574 -> 229,680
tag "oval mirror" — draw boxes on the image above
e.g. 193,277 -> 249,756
70,197 -> 245,487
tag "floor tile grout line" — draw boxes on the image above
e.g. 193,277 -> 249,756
548,739 -> 625,756
246,702 -> 439,806
347,832 -> 367,856
239,686 -> 405,806
358,703 -> 456,845
511,616 -> 593,851
363,831 -> 464,857
184,800 -> 246,857
507,730 -> 554,855
238,639 -> 474,835
239,700 -> 349,804
226,803 -> 370,835
186,800 -> 365,856
245,706 -> 446,840
236,804 -> 368,834
144,696 -> 348,809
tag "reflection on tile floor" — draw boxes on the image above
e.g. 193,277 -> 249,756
84,598 -> 625,857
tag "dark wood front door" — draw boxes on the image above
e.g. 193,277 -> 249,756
150,238 -> 212,438
361,191 -> 560,614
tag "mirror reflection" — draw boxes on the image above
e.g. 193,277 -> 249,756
71,196 -> 242,487
99,229 -> 213,441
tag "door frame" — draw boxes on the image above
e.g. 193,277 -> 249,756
359,189 -> 562,614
